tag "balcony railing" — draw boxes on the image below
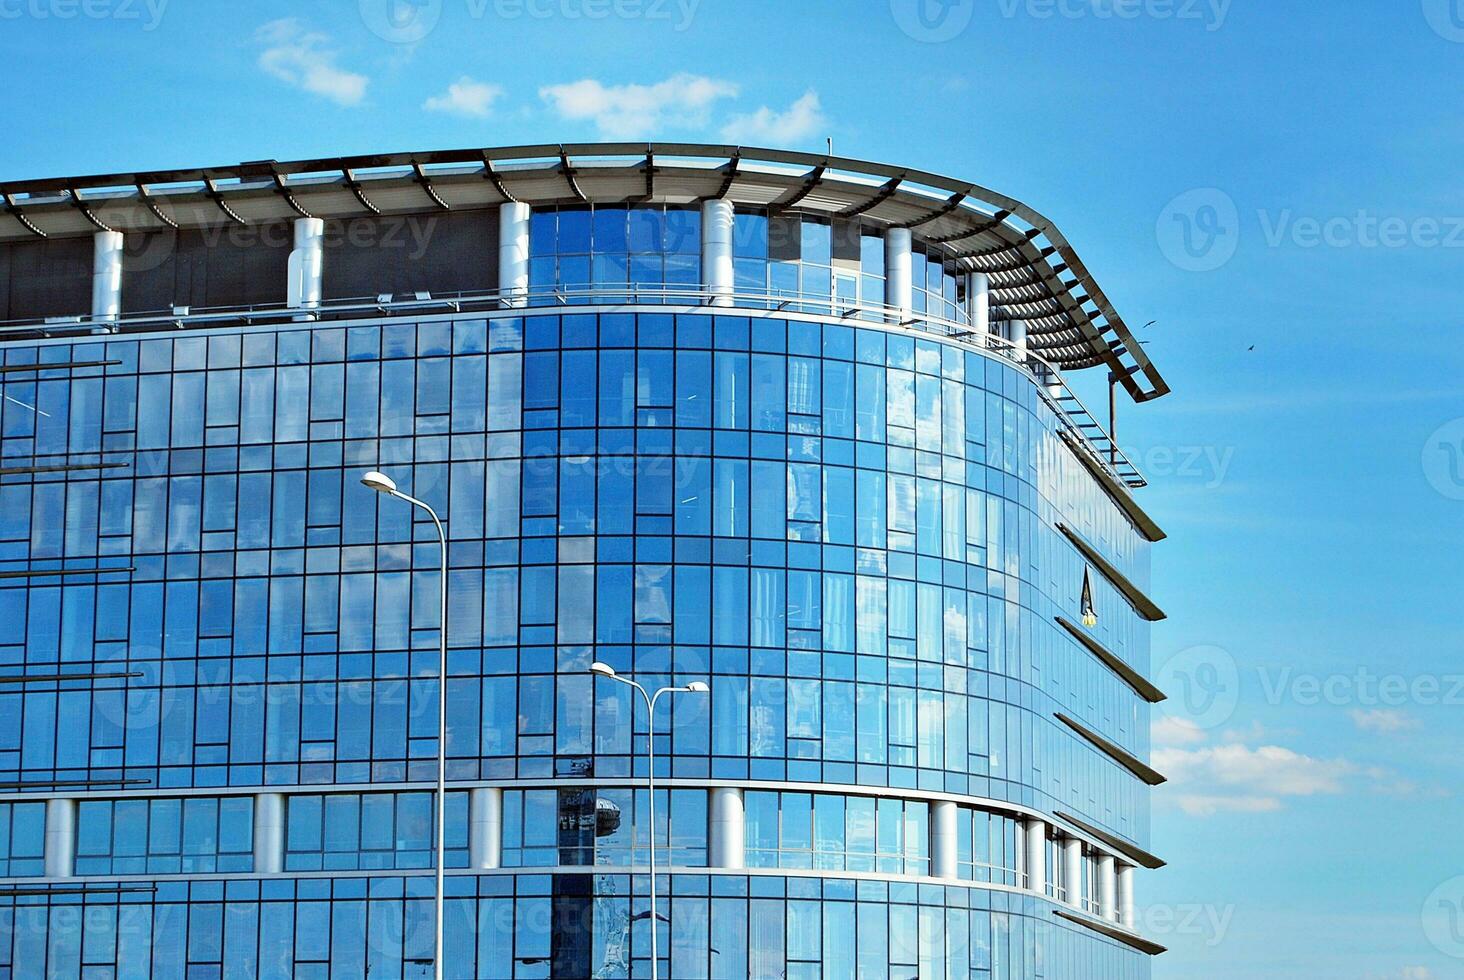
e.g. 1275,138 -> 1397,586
0,284 -> 1145,488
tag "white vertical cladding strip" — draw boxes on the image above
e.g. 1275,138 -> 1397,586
1025,819 -> 1047,896
931,800 -> 959,880
885,227 -> 913,319
287,217 -> 325,310
499,202 -> 531,307
470,787 -> 504,870
1064,837 -> 1084,910
44,798 -> 76,879
254,793 -> 286,875
91,230 -> 124,321
707,787 -> 745,870
1117,863 -> 1136,927
1099,854 -> 1119,922
701,198 -> 735,307
968,271 -> 990,334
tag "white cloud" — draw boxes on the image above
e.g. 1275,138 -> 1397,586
424,77 -> 505,119
721,90 -> 828,145
1157,722 -> 1440,816
1349,709 -> 1421,735
1156,742 -> 1357,816
540,74 -> 739,139
1152,716 -> 1208,747
255,19 -> 368,106
1171,794 -> 1284,817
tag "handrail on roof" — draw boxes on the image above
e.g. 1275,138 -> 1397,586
0,283 -> 1147,488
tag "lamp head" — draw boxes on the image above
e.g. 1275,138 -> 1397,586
685,681 -> 710,694
360,471 -> 398,495
589,662 -> 617,679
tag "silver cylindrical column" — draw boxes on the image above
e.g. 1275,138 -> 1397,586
885,226 -> 912,320
708,787 -> 745,870
1008,318 -> 1028,351
931,800 -> 959,880
44,798 -> 76,879
1064,837 -> 1084,910
1098,854 -> 1119,922
499,202 -> 531,308
470,787 -> 503,870
1118,863 -> 1136,927
1025,819 -> 1047,896
91,230 -> 124,322
701,198 -> 735,307
254,793 -> 286,874
967,271 -> 990,334
287,217 -> 324,311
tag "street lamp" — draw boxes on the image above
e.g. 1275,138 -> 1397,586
589,662 -> 708,980
361,471 -> 449,980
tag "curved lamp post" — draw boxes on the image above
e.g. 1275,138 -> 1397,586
361,471 -> 448,980
589,663 -> 708,980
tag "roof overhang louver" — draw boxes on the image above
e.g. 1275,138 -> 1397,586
0,143 -> 1168,401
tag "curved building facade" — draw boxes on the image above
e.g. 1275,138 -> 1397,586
0,145 -> 1168,977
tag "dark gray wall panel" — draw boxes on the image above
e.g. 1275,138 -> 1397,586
0,237 -> 92,321
322,210 -> 498,301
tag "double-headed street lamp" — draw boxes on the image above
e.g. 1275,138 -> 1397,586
360,471 -> 449,980
589,663 -> 708,980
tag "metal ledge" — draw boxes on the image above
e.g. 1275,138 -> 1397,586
1053,909 -> 1167,956
1054,616 -> 1166,703
0,360 -> 120,373
0,884 -> 157,898
0,461 -> 129,476
1054,810 -> 1165,870
0,566 -> 135,580
1056,522 -> 1166,621
1055,713 -> 1166,786
0,671 -> 142,685
0,778 -> 152,790
1058,429 -> 1166,542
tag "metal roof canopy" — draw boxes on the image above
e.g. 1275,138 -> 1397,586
0,143 -> 1168,401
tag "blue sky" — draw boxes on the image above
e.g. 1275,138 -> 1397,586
4,1 -> 1463,975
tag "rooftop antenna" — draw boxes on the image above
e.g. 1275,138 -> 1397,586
827,137 -> 833,157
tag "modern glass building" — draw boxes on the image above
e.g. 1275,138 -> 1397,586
0,144 -> 1171,978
